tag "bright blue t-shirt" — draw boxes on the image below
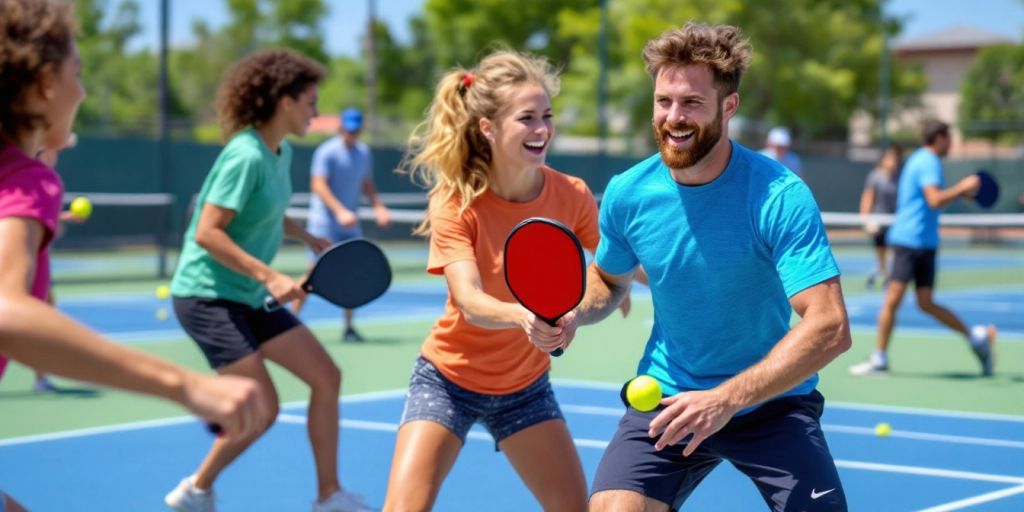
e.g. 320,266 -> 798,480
306,136 -> 372,240
887,147 -> 944,249
595,142 -> 839,410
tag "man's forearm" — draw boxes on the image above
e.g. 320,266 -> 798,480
716,310 -> 850,410
575,263 -> 632,325
312,180 -> 348,215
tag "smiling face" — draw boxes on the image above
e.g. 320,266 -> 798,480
481,83 -> 554,172
651,64 -> 735,171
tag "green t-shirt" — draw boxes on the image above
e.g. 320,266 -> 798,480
171,128 -> 293,307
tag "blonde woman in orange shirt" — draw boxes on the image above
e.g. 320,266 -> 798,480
382,50 -> 599,511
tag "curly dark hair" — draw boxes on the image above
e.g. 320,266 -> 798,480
0,0 -> 74,140
216,49 -> 326,138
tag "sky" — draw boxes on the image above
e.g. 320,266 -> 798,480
130,0 -> 1024,56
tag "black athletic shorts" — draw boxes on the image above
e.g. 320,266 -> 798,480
889,245 -> 937,288
591,390 -> 847,511
871,226 -> 889,248
173,296 -> 302,369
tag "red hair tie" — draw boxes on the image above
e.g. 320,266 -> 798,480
462,72 -> 475,88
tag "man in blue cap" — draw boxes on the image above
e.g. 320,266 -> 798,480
299,107 -> 391,342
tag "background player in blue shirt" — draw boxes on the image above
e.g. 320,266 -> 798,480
298,108 -> 391,342
564,22 -> 853,512
849,120 -> 996,377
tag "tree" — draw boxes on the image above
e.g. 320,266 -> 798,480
403,0 -> 602,138
577,0 -> 925,144
959,44 -> 1024,144
418,0 -> 593,72
74,0 -> 170,134
170,0 -> 329,138
386,0 -> 925,147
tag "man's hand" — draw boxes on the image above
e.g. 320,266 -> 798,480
375,204 -> 391,229
957,174 -> 982,199
648,388 -> 739,456
335,208 -> 358,228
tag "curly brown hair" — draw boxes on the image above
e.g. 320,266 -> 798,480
642,21 -> 752,98
215,49 -> 326,139
0,0 -> 74,140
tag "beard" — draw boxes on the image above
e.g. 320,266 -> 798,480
653,104 -> 723,170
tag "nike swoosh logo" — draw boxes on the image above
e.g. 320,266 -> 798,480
811,488 -> 836,500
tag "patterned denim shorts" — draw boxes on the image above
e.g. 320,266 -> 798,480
400,356 -> 564,448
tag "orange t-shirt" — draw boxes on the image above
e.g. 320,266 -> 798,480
422,166 -> 600,394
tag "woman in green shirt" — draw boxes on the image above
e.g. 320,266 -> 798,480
166,49 -> 372,512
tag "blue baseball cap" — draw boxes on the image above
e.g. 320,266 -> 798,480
341,108 -> 363,132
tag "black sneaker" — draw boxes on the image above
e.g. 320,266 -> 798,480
342,327 -> 365,343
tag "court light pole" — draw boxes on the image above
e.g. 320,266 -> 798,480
157,0 -> 170,278
879,0 -> 891,148
366,0 -> 378,141
597,0 -> 609,156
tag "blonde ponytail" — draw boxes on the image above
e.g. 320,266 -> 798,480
399,49 -> 560,235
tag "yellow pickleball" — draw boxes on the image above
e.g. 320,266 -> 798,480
626,375 -> 663,412
69,197 -> 92,220
875,422 -> 892,437
155,308 -> 169,321
155,285 -> 170,300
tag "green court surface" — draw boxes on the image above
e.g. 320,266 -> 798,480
2,242 -> 1022,439
2,242 -> 1022,512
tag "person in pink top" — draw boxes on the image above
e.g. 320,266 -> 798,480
0,132 -> 82,393
0,2 -> 272,507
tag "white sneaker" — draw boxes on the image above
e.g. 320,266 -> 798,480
165,475 -> 215,512
313,488 -> 376,512
969,325 -> 997,376
849,357 -> 888,376
33,375 -> 58,392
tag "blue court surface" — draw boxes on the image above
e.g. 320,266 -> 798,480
845,289 -> 1024,338
1,381 -> 1023,511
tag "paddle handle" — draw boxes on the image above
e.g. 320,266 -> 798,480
262,296 -> 282,312
542,316 -> 565,357
262,279 -> 312,312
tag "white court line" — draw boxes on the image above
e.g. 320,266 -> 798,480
918,484 -> 1024,512
0,416 -> 198,447
559,404 -> 1024,449
848,324 -> 1024,341
7,385 -> 1024,508
551,379 -> 1024,423
277,414 -> 1024,486
0,389 -> 406,448
105,312 -> 441,344
4,380 -> 1020,447
827,401 -> 1024,423
822,424 -> 1024,449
